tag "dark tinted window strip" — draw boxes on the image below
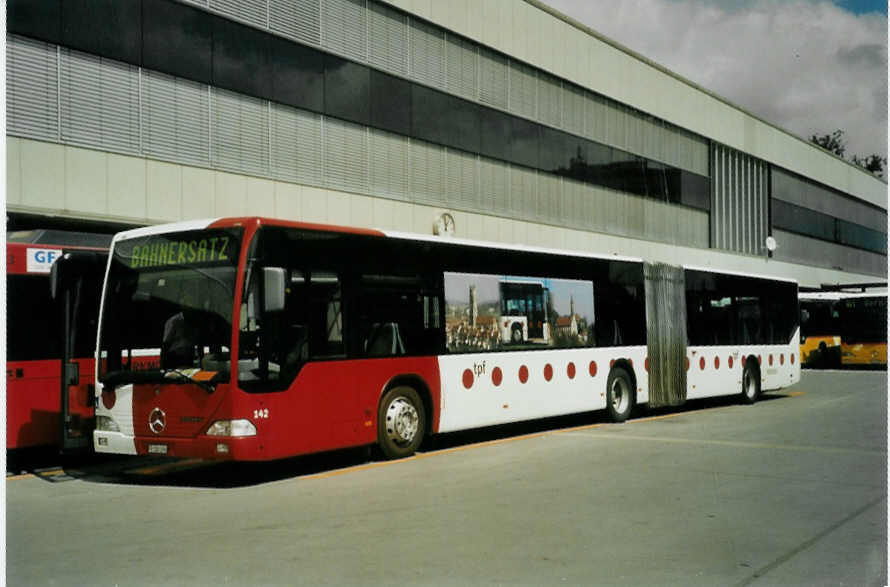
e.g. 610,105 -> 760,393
9,0 -> 709,211
772,198 -> 887,255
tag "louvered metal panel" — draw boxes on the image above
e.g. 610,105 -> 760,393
7,35 -> 59,141
410,140 -> 445,206
479,156 -> 509,215
479,49 -> 507,109
536,73 -> 561,129
369,128 -> 409,200
562,85 -> 585,140
60,49 -> 140,154
508,61 -> 536,120
445,35 -> 477,101
509,165 -> 536,219
584,91 -> 606,143
142,71 -> 210,166
181,0 -> 209,6
322,0 -> 367,62
537,172 -> 561,223
562,178 -> 591,231
712,143 -> 768,255
211,88 -> 270,176
210,0 -> 268,28
445,148 -> 479,211
271,103 -> 323,186
324,117 -> 368,193
409,19 -> 446,90
270,0 -> 322,47
624,111 -> 645,158
604,101 -> 626,149
368,2 -> 408,76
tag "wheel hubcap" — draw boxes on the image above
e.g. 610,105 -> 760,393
745,372 -> 756,398
385,398 -> 419,445
612,379 -> 628,412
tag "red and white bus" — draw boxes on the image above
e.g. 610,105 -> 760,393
93,217 -> 800,461
7,230 -> 110,459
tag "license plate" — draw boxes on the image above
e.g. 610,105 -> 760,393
148,444 -> 168,455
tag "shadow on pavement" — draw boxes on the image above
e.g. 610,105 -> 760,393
9,390 -> 797,489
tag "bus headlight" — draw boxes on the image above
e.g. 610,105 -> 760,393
96,415 -> 120,433
206,419 -> 257,437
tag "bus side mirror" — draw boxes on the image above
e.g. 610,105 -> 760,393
800,309 -> 809,324
263,268 -> 286,313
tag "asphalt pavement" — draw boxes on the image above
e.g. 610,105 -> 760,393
6,370 -> 887,586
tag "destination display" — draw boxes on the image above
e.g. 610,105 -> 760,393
116,229 -> 241,269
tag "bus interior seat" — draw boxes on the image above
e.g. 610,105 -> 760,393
365,322 -> 406,357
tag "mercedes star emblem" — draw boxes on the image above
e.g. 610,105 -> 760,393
149,407 -> 167,434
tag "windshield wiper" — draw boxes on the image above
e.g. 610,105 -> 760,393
162,368 -> 216,394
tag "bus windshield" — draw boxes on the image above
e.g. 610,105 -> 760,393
98,228 -> 242,385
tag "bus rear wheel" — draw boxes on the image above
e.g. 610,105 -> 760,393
741,361 -> 760,404
606,367 -> 635,423
378,386 -> 426,459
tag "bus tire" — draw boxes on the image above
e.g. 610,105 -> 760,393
378,386 -> 426,459
741,360 -> 760,404
511,323 -> 523,344
606,367 -> 635,423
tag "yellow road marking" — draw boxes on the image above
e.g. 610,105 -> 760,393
558,430 -> 886,456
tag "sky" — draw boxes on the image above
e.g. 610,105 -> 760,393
542,0 -> 888,160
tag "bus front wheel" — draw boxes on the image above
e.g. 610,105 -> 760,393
606,367 -> 635,423
741,361 -> 760,404
378,386 -> 426,459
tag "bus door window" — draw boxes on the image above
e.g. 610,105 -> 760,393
239,266 -> 345,389
307,272 -> 345,359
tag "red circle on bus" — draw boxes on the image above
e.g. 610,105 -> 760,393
741,356 -> 747,367
492,367 -> 503,387
699,357 -> 706,370
769,354 -> 774,366
519,365 -> 529,383
462,369 -> 474,389
645,357 -> 649,372
728,356 -> 734,369
101,390 -> 116,410
628,358 -> 634,367
758,355 -> 762,365
589,361 -> 598,377
567,362 -> 576,379
780,354 -> 785,365
714,356 -> 720,369
544,364 -> 553,381
685,357 -> 690,371
791,353 -> 796,365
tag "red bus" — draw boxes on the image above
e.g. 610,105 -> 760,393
7,230 -> 110,460
93,217 -> 800,461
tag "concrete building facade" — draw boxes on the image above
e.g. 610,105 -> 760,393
6,0 -> 887,287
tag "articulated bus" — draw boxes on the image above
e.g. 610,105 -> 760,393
7,230 -> 110,461
799,292 -> 887,368
93,217 -> 800,461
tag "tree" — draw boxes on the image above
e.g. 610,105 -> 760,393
851,154 -> 887,177
810,129 -> 886,179
809,129 -> 847,158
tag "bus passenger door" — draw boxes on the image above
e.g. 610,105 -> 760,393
51,251 -> 106,453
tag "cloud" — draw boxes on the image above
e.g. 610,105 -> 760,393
542,0 -> 888,160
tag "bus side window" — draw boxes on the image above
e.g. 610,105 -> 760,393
357,275 -> 442,357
